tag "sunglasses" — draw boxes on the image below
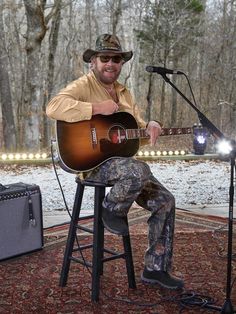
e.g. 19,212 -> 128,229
97,55 -> 123,64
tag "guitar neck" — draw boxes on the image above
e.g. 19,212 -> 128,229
127,127 -> 192,139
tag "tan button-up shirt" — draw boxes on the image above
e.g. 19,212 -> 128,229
46,71 -> 146,128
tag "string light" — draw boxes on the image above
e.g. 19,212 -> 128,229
1,150 -> 190,163
1,154 -> 7,160
8,154 -> 14,160
15,153 -> 21,160
137,150 -> 187,157
0,153 -> 49,161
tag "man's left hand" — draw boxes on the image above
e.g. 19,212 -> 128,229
146,121 -> 162,146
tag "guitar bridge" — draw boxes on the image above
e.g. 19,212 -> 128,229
90,125 -> 97,148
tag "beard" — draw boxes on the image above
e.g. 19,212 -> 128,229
93,66 -> 122,85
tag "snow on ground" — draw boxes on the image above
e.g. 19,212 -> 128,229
0,159 -> 233,213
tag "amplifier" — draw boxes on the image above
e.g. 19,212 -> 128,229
0,182 -> 43,261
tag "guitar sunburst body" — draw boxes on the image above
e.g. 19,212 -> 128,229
56,112 -> 140,173
56,112 -> 192,173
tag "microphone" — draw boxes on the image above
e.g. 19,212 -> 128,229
146,66 -> 184,75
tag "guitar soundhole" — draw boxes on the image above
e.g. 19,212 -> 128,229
108,125 -> 126,144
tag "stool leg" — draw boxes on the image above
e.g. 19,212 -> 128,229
91,186 -> 105,302
123,230 -> 136,289
59,183 -> 84,287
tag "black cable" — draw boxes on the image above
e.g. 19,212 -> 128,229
50,139 -> 92,276
176,291 -> 217,312
50,139 -> 72,220
100,287 -> 222,313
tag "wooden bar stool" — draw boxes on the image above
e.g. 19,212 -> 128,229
59,178 -> 136,302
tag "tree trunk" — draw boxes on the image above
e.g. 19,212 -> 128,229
22,0 -> 47,151
0,10 -> 16,151
110,0 -> 122,34
170,55 -> 178,126
146,74 -> 153,121
42,0 -> 62,149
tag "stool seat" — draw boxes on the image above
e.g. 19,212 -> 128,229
59,178 -> 136,302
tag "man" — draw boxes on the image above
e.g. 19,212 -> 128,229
46,34 -> 184,290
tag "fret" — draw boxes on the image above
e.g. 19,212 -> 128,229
126,129 -> 134,139
140,129 -> 149,138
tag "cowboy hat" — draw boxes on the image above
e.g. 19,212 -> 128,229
83,34 -> 133,63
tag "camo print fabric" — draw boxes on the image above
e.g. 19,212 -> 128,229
86,157 -> 175,271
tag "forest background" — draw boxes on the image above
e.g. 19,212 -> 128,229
0,0 -> 235,153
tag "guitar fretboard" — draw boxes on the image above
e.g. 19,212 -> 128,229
126,127 -> 192,139
126,129 -> 148,139
161,127 -> 192,136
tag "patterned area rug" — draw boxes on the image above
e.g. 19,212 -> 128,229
0,208 -> 236,314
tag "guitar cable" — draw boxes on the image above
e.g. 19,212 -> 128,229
50,139 -> 92,275
50,139 -> 72,220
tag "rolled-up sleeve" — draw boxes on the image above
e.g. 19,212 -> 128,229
46,94 -> 93,122
46,74 -> 94,122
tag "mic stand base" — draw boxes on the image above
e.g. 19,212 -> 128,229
195,299 -> 234,313
201,300 -> 234,313
221,299 -> 234,314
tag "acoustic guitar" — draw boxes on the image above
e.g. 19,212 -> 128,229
56,111 -> 192,173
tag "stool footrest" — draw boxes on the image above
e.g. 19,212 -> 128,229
78,214 -> 94,221
73,244 -> 93,252
102,252 -> 126,262
70,256 -> 92,268
77,225 -> 93,233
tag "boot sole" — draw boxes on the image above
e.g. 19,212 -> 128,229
141,274 -> 183,290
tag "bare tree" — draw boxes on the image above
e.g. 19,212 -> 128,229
109,0 -> 122,34
199,0 -> 236,136
21,0 -> 48,150
0,7 -> 17,151
136,0 -> 205,125
42,0 -> 62,148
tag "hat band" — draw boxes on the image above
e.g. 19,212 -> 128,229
98,46 -> 122,52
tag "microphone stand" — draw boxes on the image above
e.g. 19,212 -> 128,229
160,73 -> 235,313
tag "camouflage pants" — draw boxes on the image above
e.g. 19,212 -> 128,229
86,157 -> 175,272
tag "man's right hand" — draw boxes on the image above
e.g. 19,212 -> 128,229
92,100 -> 119,115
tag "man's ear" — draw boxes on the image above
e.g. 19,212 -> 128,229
90,56 -> 96,69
